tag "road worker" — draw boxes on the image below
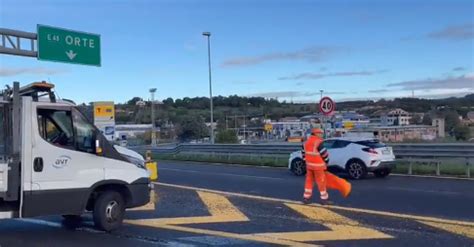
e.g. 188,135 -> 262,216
303,128 -> 351,204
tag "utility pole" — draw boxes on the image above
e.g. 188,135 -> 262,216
202,31 -> 215,144
149,88 -> 157,147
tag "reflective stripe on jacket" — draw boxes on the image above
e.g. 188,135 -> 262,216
303,136 -> 325,170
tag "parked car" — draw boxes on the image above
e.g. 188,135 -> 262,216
288,138 -> 395,179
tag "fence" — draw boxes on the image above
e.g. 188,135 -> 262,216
133,143 -> 474,177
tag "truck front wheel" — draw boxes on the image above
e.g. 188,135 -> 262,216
93,191 -> 125,231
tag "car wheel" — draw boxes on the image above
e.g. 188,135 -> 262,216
93,191 -> 125,232
374,168 -> 391,178
291,158 -> 306,176
346,160 -> 367,180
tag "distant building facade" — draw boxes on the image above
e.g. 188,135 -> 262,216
432,118 -> 445,138
351,125 -> 437,142
372,108 -> 411,126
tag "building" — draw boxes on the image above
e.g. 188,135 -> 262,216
350,125 -> 437,142
432,118 -> 445,138
115,124 -> 153,140
270,121 -> 311,139
372,108 -> 411,126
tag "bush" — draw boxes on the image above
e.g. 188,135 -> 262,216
216,130 -> 238,143
453,125 -> 471,141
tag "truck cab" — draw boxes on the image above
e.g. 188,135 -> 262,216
0,82 -> 151,231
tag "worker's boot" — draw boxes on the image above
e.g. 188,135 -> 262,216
302,198 -> 311,204
320,199 -> 334,206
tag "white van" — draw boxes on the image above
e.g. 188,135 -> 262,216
0,82 -> 151,231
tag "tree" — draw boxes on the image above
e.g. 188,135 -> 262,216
410,114 -> 422,125
162,97 -> 174,107
422,114 -> 432,125
216,130 -> 238,143
127,97 -> 143,106
443,110 -> 461,132
176,116 -> 208,141
453,125 -> 471,141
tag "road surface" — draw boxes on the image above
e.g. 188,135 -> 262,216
0,160 -> 473,246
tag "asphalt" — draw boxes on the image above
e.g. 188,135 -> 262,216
0,160 -> 473,247
157,160 -> 474,221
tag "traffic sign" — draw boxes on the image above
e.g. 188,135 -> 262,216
319,96 -> 335,115
37,25 -> 101,66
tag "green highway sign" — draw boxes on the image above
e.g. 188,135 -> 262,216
37,25 -> 101,66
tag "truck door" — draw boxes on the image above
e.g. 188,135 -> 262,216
0,104 -> 8,196
23,105 -> 106,217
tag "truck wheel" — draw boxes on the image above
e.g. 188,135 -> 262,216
291,158 -> 306,176
93,191 -> 125,232
346,160 -> 367,180
374,168 -> 391,178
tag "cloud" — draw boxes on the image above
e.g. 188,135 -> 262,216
221,46 -> 342,67
279,70 -> 387,80
453,67 -> 466,71
0,67 -> 68,77
248,91 -> 302,98
387,74 -> 474,90
324,91 -> 346,95
184,42 -> 197,52
427,24 -> 474,41
232,80 -> 256,85
248,90 -> 345,98
368,89 -> 390,93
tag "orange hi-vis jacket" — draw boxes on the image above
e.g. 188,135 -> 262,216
303,136 -> 330,170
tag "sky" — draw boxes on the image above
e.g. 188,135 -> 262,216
0,0 -> 473,104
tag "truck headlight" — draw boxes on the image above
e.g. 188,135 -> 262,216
124,155 -> 146,169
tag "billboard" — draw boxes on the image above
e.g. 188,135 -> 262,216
93,101 -> 115,141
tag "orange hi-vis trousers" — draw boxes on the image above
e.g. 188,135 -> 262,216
304,169 -> 352,200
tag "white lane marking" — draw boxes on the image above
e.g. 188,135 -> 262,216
384,187 -> 464,196
391,173 -> 474,181
159,167 -> 287,181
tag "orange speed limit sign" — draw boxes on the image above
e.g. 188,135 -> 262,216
319,97 -> 335,115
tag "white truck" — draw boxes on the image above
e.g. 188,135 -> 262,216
0,82 -> 151,231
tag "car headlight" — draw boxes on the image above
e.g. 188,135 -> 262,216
124,155 -> 146,169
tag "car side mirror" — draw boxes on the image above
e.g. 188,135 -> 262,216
95,139 -> 103,156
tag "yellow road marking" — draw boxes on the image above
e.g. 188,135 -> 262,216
126,191 -> 318,246
253,204 -> 392,241
418,220 -> 474,239
153,223 -> 322,247
154,182 -> 474,227
126,191 -> 248,224
132,191 -> 249,225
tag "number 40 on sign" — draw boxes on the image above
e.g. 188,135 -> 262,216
319,97 -> 335,115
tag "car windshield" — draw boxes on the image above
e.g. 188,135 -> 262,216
355,140 -> 387,148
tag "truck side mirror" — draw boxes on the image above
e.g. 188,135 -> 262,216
95,139 -> 103,156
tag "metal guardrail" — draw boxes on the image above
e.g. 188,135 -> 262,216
132,143 -> 474,177
134,143 -> 474,158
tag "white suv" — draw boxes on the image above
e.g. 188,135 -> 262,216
288,138 -> 395,179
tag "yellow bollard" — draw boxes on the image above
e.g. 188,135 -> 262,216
146,161 -> 158,181
145,150 -> 158,181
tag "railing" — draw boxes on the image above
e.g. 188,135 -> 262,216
132,143 -> 474,177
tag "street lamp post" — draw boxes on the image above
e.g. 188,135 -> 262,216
149,88 -> 157,147
203,31 -> 215,144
